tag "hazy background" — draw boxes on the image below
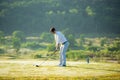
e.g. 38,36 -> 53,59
0,1 -> 120,79
0,0 -> 120,35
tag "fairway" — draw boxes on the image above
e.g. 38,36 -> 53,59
0,60 -> 120,80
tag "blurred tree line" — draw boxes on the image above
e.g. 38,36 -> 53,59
0,0 -> 120,62
0,30 -> 120,63
0,0 -> 120,35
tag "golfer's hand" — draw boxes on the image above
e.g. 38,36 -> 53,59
56,44 -> 59,51
55,49 -> 58,52
55,47 -> 58,51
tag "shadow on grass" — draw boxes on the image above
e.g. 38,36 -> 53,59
66,65 -> 120,73
82,67 -> 120,73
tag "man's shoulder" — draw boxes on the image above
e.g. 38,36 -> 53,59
56,31 -> 61,34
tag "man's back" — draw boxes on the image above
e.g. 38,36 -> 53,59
54,31 -> 67,44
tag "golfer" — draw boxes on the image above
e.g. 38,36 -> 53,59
50,27 -> 69,67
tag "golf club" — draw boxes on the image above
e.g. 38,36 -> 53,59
34,50 -> 57,67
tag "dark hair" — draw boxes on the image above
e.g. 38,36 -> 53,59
50,27 -> 56,32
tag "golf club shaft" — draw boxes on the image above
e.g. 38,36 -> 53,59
38,50 -> 57,66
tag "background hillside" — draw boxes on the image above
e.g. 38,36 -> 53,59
0,0 -> 120,35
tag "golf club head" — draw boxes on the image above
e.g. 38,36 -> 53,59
33,64 -> 39,67
35,64 -> 39,67
33,50 -> 57,67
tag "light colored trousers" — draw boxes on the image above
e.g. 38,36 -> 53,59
59,42 -> 69,65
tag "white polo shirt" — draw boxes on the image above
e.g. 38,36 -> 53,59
54,31 -> 67,45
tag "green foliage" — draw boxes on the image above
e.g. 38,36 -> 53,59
0,31 -> 4,38
67,34 -> 76,48
0,27 -> 120,62
0,0 -> 119,35
100,38 -> 107,47
86,6 -> 95,16
12,31 -> 25,52
107,46 -> 119,51
62,28 -> 71,36
66,50 -> 87,60
116,54 -> 120,64
0,48 -> 5,54
107,39 -> 120,52
87,40 -> 93,46
69,8 -> 78,14
12,38 -> 21,52
34,54 -> 42,59
79,34 -> 85,48
80,34 -> 85,41
40,32 -> 54,43
47,44 -> 55,52
12,31 -> 25,42
0,31 -> 5,44
87,46 -> 101,52
22,42 -> 42,50
114,40 -> 120,48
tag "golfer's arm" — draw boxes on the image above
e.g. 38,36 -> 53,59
55,35 -> 60,50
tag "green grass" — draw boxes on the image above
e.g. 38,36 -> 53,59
0,60 -> 120,80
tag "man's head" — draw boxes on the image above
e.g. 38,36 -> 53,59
50,27 -> 56,34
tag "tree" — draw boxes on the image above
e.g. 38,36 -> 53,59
40,32 -> 54,43
67,34 -> 76,48
0,31 -> 5,44
12,38 -> 21,53
100,38 -> 107,47
62,28 -> 71,36
79,34 -> 85,48
88,40 -> 93,46
12,31 -> 25,52
0,0 -> 120,34
108,39 -> 120,51
114,39 -> 120,48
47,43 -> 55,52
12,31 -> 25,42
87,46 -> 100,52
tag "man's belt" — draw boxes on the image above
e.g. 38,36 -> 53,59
62,41 -> 68,45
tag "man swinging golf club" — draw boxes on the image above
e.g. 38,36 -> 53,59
50,27 -> 69,67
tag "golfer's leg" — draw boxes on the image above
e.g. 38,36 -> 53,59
62,47 -> 66,65
59,46 -> 63,65
62,42 -> 69,65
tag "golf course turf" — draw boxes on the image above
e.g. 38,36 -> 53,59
0,60 -> 120,80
